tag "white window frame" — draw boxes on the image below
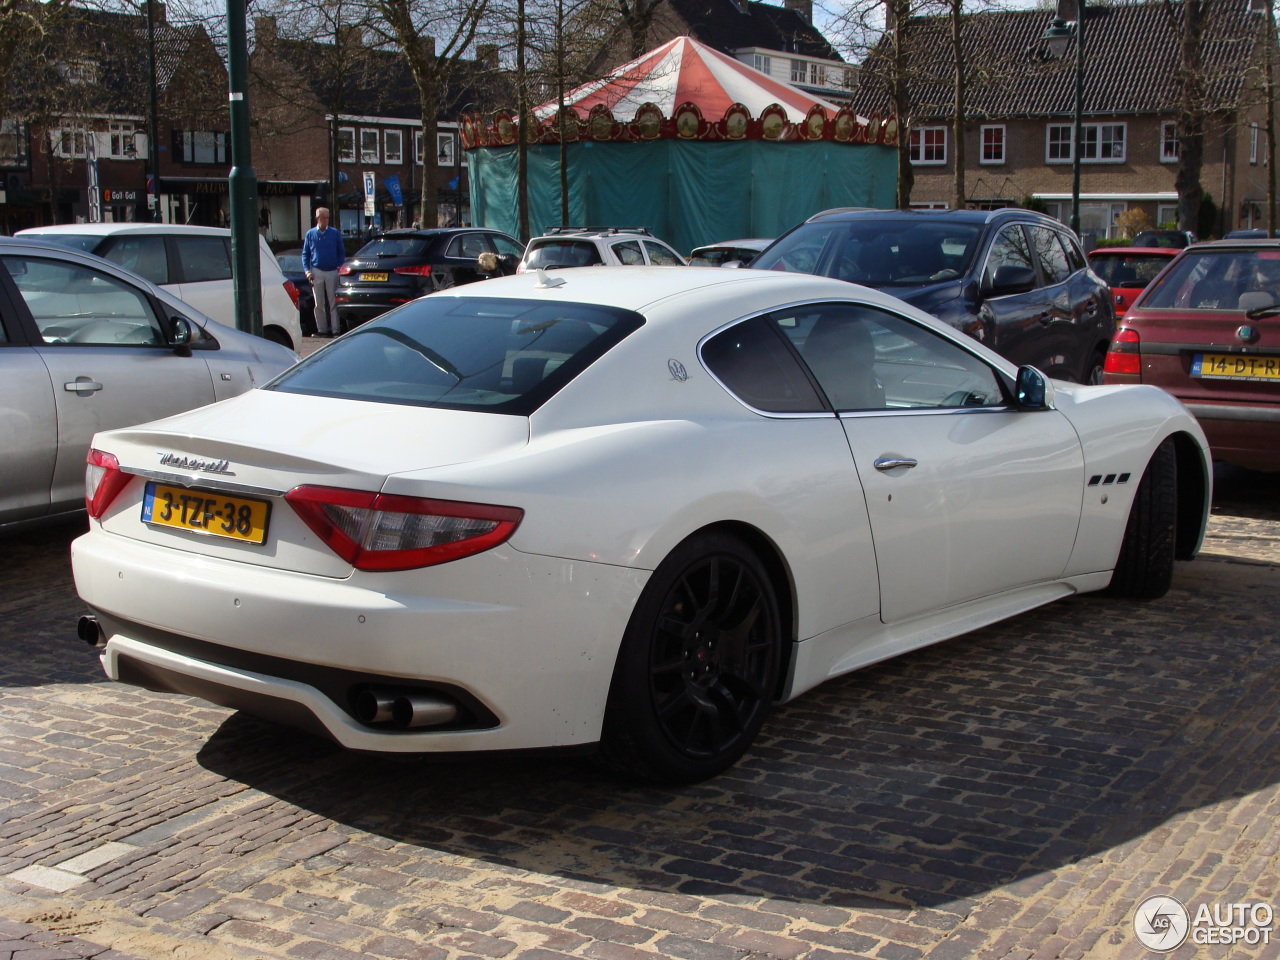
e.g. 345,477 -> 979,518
791,59 -> 806,83
415,131 -> 423,165
108,121 -> 137,160
337,126 -> 355,163
383,128 -> 403,164
359,128 -> 380,163
0,119 -> 28,166
1046,122 -> 1126,163
437,132 -> 457,167
980,125 -> 1005,165
909,126 -> 947,165
809,62 -> 826,86
1251,123 -> 1259,164
51,122 -> 89,159
1157,203 -> 1178,227
1160,121 -> 1179,163
753,53 -> 771,74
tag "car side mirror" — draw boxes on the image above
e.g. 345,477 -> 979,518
169,316 -> 193,357
987,264 -> 1038,296
1015,365 -> 1052,410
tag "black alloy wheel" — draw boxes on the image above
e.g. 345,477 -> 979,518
599,531 -> 781,783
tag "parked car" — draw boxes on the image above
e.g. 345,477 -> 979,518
0,237 -> 297,532
518,227 -> 686,272
1132,229 -> 1198,249
688,238 -> 771,266
336,227 -> 525,331
751,208 -> 1115,383
1223,229 -> 1270,240
1104,238 -> 1280,471
17,223 -> 304,350
1088,246 -> 1180,315
72,266 -> 1209,783
276,248 -> 315,334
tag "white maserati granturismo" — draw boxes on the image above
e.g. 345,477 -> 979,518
71,267 -> 1211,782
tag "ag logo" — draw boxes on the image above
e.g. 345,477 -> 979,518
1134,896 -> 1190,952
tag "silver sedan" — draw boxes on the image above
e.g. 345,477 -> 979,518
0,237 -> 297,532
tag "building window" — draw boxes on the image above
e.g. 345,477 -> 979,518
51,123 -> 89,159
437,132 -> 456,167
360,129 -> 379,163
384,129 -> 403,164
1046,122 -> 1125,163
56,60 -> 97,84
842,68 -> 857,90
980,125 -> 1005,164
1,119 -> 29,167
1251,123 -> 1259,164
791,59 -> 806,83
108,122 -> 138,159
1160,121 -> 1179,163
809,62 -> 826,86
909,126 -> 947,165
177,130 -> 227,165
337,127 -> 355,163
1157,202 -> 1178,227
415,131 -> 423,165
753,53 -> 771,74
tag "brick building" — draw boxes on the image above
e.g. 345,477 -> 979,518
851,0 -> 1273,239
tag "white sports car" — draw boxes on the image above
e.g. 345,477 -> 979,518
72,267 -> 1211,782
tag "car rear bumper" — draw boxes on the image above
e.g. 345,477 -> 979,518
1184,402 -> 1280,470
72,530 -> 648,752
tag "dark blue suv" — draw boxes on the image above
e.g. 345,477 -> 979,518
750,208 -> 1114,383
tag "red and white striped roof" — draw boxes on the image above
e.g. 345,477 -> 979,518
534,36 -> 841,123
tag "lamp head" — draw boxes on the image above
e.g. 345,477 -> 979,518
1042,17 -> 1075,58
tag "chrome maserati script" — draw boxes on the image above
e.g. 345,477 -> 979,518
157,453 -> 236,476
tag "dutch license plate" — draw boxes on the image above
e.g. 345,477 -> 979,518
141,482 -> 270,544
1191,353 -> 1280,381
360,272 -> 389,282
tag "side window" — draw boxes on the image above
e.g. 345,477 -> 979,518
175,236 -> 232,283
1030,225 -> 1071,284
101,235 -> 169,285
775,303 -> 1004,410
643,240 -> 683,265
613,240 -> 644,265
447,233 -> 490,259
492,235 -> 524,258
701,315 -> 825,414
752,223 -> 838,277
5,254 -> 165,346
984,225 -> 1038,288
1058,230 -> 1086,271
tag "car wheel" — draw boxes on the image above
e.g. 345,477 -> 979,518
1082,346 -> 1107,385
598,531 -> 781,783
263,326 -> 293,350
1105,437 -> 1177,600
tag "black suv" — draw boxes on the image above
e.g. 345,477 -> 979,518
336,227 -> 524,330
750,208 -> 1114,383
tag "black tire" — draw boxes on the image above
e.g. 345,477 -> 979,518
1105,437 -> 1177,599
1082,346 -> 1107,385
598,532 -> 782,783
263,326 -> 292,350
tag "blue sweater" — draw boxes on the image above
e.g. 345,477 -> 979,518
303,226 -> 346,272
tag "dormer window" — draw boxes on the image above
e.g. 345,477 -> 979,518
56,60 -> 98,84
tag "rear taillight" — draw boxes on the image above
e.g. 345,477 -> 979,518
285,486 -> 523,571
85,449 -> 131,519
283,279 -> 300,308
1105,328 -> 1142,376
338,264 -> 353,276
392,264 -> 433,277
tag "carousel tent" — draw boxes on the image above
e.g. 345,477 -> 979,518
465,37 -> 897,254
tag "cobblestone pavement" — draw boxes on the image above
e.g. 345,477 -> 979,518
0,466 -> 1276,960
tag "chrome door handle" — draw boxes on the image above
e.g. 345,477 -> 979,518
64,379 -> 103,393
874,456 -> 918,470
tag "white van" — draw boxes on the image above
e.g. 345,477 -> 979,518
17,223 -> 304,350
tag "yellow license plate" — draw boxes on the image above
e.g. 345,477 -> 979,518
360,272 -> 389,282
141,482 -> 270,544
1192,353 -> 1280,381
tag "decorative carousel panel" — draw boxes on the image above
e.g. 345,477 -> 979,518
802,105 -> 828,141
759,104 -> 789,141
633,103 -> 664,140
587,104 -> 619,140
673,102 -> 708,139
718,103 -> 751,141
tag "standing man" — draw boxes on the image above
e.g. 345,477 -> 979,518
302,207 -> 346,337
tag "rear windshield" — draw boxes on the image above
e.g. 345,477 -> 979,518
752,220 -> 983,287
524,241 -> 604,269
1141,248 -> 1280,311
277,253 -> 304,272
353,236 -> 431,258
267,296 -> 644,414
1089,254 -> 1171,287
23,234 -> 102,253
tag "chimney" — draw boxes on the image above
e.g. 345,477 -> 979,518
148,1 -> 167,23
884,0 -> 896,32
477,44 -> 499,68
254,15 -> 277,45
784,0 -> 812,24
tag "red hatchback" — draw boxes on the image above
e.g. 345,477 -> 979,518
1088,246 -> 1179,316
1104,239 -> 1280,471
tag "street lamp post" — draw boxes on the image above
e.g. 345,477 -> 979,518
1042,0 -> 1085,237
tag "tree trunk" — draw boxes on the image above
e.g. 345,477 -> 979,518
1174,0 -> 1206,234
950,0 -> 966,211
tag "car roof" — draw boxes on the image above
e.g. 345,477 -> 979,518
1089,247 -> 1180,256
692,239 -> 771,250
376,227 -> 513,238
803,207 -> 1058,227
18,223 -> 231,237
